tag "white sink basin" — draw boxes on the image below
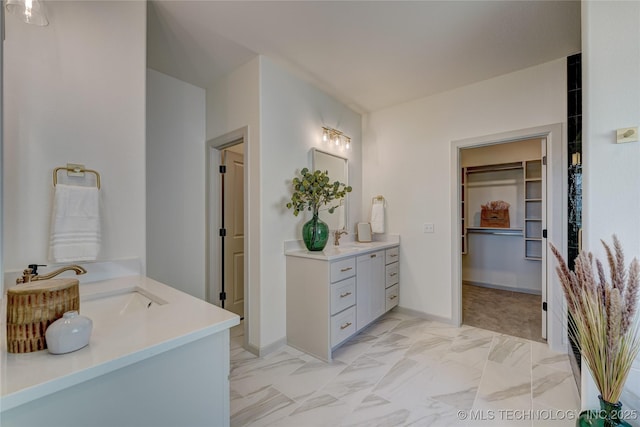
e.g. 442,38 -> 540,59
322,242 -> 375,256
81,287 -> 167,319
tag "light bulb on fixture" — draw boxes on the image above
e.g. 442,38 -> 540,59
321,126 -> 351,151
6,0 -> 49,26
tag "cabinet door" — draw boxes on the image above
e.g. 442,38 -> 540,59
371,252 -> 385,319
356,251 -> 385,330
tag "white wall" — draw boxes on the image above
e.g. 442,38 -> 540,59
1,5 -> 4,289
259,57 -> 362,347
2,1 -> 146,292
207,57 -> 361,351
146,69 -> 206,299
363,59 -> 566,319
582,0 -> 640,414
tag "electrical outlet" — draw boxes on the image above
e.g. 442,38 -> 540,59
423,223 -> 434,233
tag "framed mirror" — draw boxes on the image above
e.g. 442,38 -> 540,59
312,148 -> 348,230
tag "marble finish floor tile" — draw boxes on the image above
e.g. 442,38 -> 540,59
532,365 -> 580,411
230,310 -> 580,426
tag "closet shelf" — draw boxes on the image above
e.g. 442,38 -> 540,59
465,162 -> 523,174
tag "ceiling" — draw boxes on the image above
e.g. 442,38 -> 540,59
147,1 -> 581,113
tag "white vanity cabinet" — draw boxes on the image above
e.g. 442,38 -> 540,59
286,242 -> 399,362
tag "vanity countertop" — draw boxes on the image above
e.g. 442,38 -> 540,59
0,275 -> 239,412
285,234 -> 400,261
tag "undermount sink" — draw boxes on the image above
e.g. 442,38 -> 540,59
322,242 -> 374,255
81,287 -> 167,319
351,242 -> 373,247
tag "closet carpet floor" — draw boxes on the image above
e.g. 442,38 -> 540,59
462,282 -> 545,343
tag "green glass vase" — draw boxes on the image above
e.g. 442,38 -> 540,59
577,396 -> 632,427
302,214 -> 329,251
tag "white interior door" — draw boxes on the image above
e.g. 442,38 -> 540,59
222,149 -> 245,318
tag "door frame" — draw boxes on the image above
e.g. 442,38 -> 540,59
206,127 -> 249,346
450,124 -> 567,352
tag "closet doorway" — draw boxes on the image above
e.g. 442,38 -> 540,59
451,123 -> 567,352
207,126 -> 249,350
460,138 -> 547,342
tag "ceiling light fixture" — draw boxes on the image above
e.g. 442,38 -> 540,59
322,126 -> 351,152
6,0 -> 49,26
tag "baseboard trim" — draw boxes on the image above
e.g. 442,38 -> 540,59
394,306 -> 457,326
463,280 -> 542,296
244,341 -> 259,356
246,337 -> 287,358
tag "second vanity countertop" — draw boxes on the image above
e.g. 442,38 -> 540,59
0,275 -> 239,412
285,234 -> 400,261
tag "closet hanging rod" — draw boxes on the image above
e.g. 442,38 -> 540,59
53,164 -> 101,189
466,227 -> 523,236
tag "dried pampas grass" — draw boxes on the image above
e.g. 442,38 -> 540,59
551,235 -> 640,403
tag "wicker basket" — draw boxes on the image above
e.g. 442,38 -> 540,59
6,278 -> 80,353
480,208 -> 510,228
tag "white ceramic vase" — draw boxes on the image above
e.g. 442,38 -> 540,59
45,311 -> 93,354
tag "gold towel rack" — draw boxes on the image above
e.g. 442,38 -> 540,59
372,195 -> 385,205
53,163 -> 101,189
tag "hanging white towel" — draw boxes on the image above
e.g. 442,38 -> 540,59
370,200 -> 385,234
49,184 -> 101,262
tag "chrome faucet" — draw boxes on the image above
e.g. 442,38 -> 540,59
334,229 -> 348,246
17,264 -> 87,284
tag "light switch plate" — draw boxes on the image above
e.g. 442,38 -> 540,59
423,223 -> 434,233
616,127 -> 638,144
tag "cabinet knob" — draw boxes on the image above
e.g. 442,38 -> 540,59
390,272 -> 397,277
340,267 -> 353,272
370,254 -> 377,258
340,291 -> 352,298
389,295 -> 397,300
390,254 -> 398,258
340,322 -> 352,330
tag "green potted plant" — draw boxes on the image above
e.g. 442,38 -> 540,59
551,236 -> 639,427
286,167 -> 352,251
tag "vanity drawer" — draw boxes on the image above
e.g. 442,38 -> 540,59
331,306 -> 356,347
385,262 -> 399,288
385,284 -> 399,311
385,247 -> 399,265
330,257 -> 356,283
330,277 -> 356,315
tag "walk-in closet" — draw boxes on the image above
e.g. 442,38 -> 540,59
460,138 -> 545,342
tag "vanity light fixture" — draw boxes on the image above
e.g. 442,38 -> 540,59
5,0 -> 48,26
322,126 -> 351,152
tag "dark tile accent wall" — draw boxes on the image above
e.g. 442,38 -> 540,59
567,53 -> 582,269
566,53 -> 582,386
